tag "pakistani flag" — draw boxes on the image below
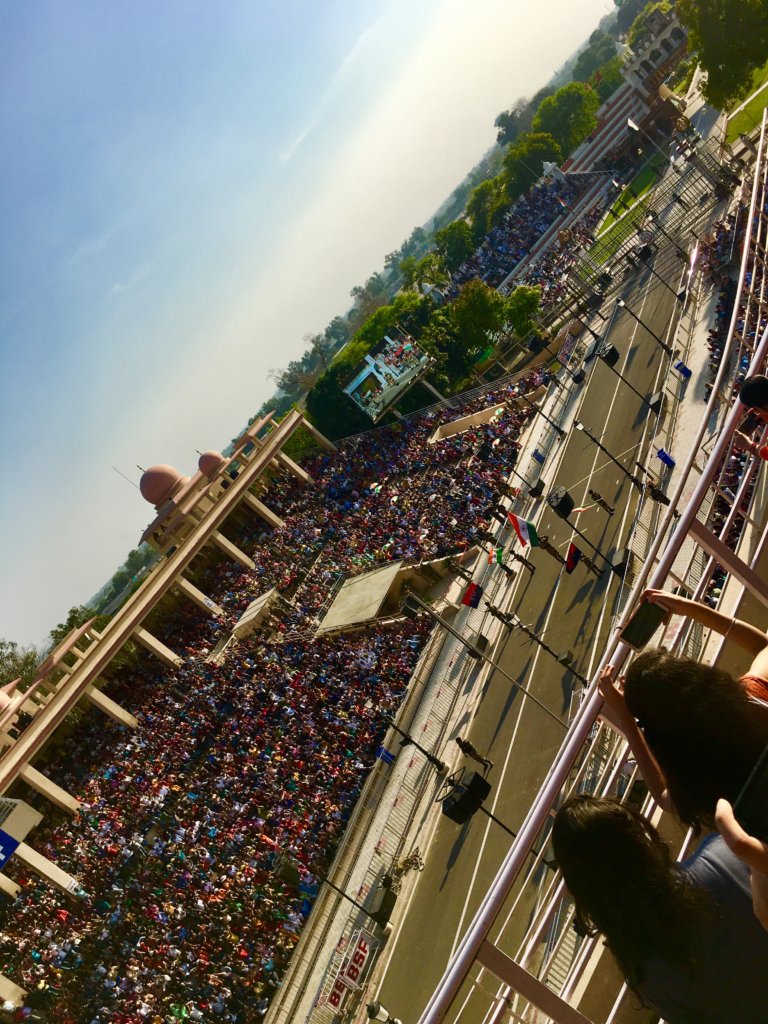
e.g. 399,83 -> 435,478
507,512 -> 540,548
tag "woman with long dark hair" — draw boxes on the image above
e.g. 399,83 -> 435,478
600,589 -> 768,831
553,795 -> 768,1023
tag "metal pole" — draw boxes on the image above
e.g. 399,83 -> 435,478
598,354 -> 657,412
385,717 -> 447,772
487,603 -> 590,686
477,807 -> 556,869
322,877 -> 374,918
562,518 -> 611,570
402,594 -> 566,727
517,393 -> 565,438
574,422 -> 644,490
634,252 -> 685,301
616,301 -> 673,356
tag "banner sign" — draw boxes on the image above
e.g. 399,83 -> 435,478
327,929 -> 378,1009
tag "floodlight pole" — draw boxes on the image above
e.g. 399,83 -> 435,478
633,251 -> 686,301
401,593 -> 565,727
583,327 -> 657,412
384,716 -> 448,773
616,299 -> 674,356
486,603 -> 589,686
516,392 -> 566,438
627,117 -> 668,162
574,421 -> 644,491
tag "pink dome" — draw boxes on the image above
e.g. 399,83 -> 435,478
140,465 -> 183,506
198,450 -> 226,476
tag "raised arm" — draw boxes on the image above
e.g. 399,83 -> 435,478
598,666 -> 673,813
644,589 -> 768,657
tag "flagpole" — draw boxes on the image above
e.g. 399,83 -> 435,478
563,519 -> 611,566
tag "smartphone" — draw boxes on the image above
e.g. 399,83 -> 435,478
742,411 -> 762,434
619,600 -> 669,651
733,741 -> 768,841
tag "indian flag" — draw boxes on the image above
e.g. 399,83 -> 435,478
488,546 -> 504,565
507,512 -> 540,548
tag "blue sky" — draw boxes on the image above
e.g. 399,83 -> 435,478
0,0 -> 611,645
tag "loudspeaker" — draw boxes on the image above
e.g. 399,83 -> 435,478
442,771 -> 492,825
600,343 -> 620,368
611,546 -> 631,576
528,480 -> 545,499
547,486 -> 575,519
369,887 -> 397,927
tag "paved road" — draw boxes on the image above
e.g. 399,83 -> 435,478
375,241 -> 701,1023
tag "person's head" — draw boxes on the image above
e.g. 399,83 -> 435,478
624,648 -> 768,830
739,374 -> 768,411
553,795 -> 711,987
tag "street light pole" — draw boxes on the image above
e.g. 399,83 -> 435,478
583,327 -> 659,413
633,250 -> 686,302
627,117 -> 669,162
384,716 -> 448,773
573,421 -> 644,491
645,209 -> 688,257
616,298 -> 674,356
400,593 -> 566,727
486,603 -> 589,686
515,392 -> 565,438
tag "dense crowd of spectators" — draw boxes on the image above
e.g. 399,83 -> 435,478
0,368 -> 550,1023
445,177 -> 592,298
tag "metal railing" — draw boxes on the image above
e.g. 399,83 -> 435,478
418,109 -> 768,1024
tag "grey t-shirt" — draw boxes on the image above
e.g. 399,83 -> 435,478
638,834 -> 768,1024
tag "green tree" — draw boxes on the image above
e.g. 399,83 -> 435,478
572,30 -> 618,82
450,279 -> 506,356
268,360 -> 316,397
504,285 -> 543,338
401,226 -> 428,258
466,176 -> 508,238
422,308 -> 466,382
398,254 -> 419,291
592,54 -> 624,103
531,82 -> 600,156
494,96 -> 534,145
305,292 -> 432,438
503,132 -> 563,200
350,272 -> 389,321
677,0 -> 768,108
0,639 -> 39,690
434,221 -> 475,273
324,316 -> 349,349
412,252 -> 449,292
48,604 -> 110,651
616,0 -> 654,34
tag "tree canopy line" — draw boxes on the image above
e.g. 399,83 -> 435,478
282,0 -> 768,442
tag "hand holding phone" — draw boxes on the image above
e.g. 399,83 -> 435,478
619,599 -> 669,651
